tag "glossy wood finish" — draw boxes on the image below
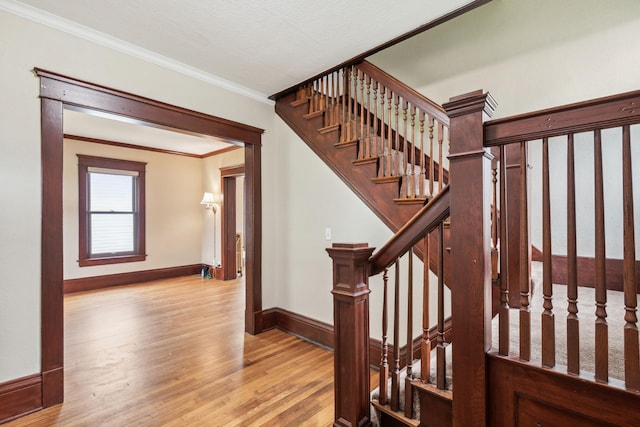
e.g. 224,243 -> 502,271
443,90 -> 496,427
221,176 -> 237,280
327,243 -> 375,427
63,264 -> 201,294
0,375 -> 42,423
35,69 -> 264,409
4,276 -> 351,427
541,138 -> 556,368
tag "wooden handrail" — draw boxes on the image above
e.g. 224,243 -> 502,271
369,185 -> 450,276
357,61 -> 450,126
484,88 -> 640,146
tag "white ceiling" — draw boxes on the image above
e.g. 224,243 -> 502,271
4,0 -> 476,154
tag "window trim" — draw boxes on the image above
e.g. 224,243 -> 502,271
77,155 -> 147,266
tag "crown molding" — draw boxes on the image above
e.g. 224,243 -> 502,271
0,0 -> 274,105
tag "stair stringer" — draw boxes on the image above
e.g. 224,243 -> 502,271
276,91 -> 422,234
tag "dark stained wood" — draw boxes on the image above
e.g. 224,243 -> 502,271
518,141 -> 531,362
566,133 -> 580,376
0,374 -> 42,423
326,243 -> 375,427
416,383 -> 452,427
484,88 -> 640,146
404,250 -> 415,418
488,353 -> 640,427
541,138 -> 556,368
369,186 -> 450,276
443,90 -> 496,427
622,125 -> 640,391
260,307 -> 334,349
379,268 -> 390,406
35,70 -> 264,416
65,134 -> 203,158
35,69 -> 263,145
498,145 -> 510,356
436,223 -> 446,390
594,129 -> 609,383
40,97 -> 65,407
391,259 -> 401,412
421,234 -> 432,382
63,264 -> 201,294
221,176 -> 237,280
219,163 -> 245,176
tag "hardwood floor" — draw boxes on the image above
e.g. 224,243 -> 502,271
5,275 -> 376,426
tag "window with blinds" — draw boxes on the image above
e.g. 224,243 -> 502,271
77,155 -> 147,266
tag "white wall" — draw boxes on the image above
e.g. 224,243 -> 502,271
370,0 -> 640,258
0,10 -> 275,383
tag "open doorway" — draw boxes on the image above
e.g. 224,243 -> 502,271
36,69 -> 263,406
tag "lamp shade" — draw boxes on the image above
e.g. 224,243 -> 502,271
200,192 -> 214,205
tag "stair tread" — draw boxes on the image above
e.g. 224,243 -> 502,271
290,98 -> 309,107
393,196 -> 428,205
411,379 -> 453,400
353,157 -> 377,166
318,124 -> 339,134
371,399 -> 420,427
372,176 -> 400,184
303,110 -> 323,120
334,140 -> 358,148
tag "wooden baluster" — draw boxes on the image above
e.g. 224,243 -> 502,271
491,159 -> 498,281
409,105 -> 417,199
379,268 -> 389,405
438,121 -> 444,193
393,94 -> 400,178
421,233 -> 432,383
436,222 -> 446,390
519,141 -> 531,362
353,68 -> 359,148
365,74 -> 371,159
333,70 -> 339,127
428,116 -> 435,198
622,125 -> 640,391
391,259 -> 401,411
359,69 -> 365,159
593,129 -> 609,383
541,138 -> 556,368
372,80 -> 379,159
566,133 -> 580,376
345,67 -> 353,143
400,99 -> 408,198
404,249 -> 414,418
341,68 -> 348,142
386,90 -> 393,178
419,110 -> 426,199
323,74 -> 328,124
499,145 -> 510,356
371,80 -> 380,157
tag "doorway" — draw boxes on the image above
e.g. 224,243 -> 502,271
36,69 -> 264,407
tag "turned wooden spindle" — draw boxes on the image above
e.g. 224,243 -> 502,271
541,137 -> 555,368
379,267 -> 389,405
519,141 -> 531,362
566,133 -> 580,376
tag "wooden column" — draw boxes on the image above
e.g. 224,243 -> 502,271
326,243 -> 375,427
443,90 -> 496,427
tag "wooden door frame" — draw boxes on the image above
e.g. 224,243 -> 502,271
220,164 -> 245,280
35,69 -> 264,407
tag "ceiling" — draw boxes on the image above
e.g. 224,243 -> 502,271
4,0 -> 477,155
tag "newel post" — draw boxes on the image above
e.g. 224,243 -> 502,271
326,243 -> 376,427
443,90 -> 497,427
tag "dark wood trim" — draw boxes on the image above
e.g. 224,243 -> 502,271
261,308 -> 334,349
0,374 -> 42,424
221,176 -> 237,280
269,0 -> 493,100
201,145 -> 242,158
369,186 -> 450,276
63,264 -> 202,294
66,133 -> 242,159
484,88 -> 640,146
77,154 -> 147,267
531,250 -> 640,293
36,70 -> 264,411
35,68 -> 264,144
220,164 -> 245,177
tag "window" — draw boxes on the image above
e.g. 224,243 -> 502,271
78,155 -> 147,266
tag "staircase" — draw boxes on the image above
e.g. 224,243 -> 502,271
275,60 -> 457,426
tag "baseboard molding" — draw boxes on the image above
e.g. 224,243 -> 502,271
259,308 -> 451,371
0,374 -> 42,424
261,308 -> 334,349
63,264 -> 202,294
531,250 -> 640,293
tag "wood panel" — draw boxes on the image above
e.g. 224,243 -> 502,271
63,264 -> 202,294
488,354 -> 640,427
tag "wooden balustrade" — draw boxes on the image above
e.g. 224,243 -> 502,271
486,89 -> 640,392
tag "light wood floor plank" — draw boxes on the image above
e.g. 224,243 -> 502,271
5,275 -> 377,426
